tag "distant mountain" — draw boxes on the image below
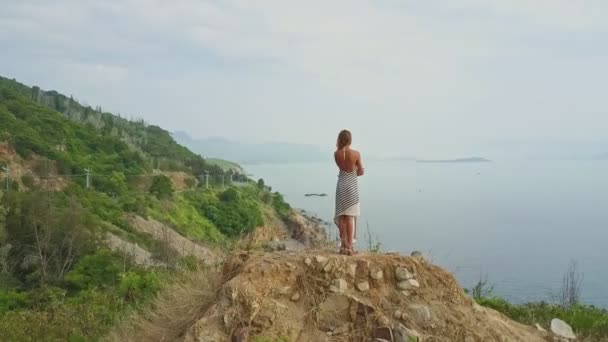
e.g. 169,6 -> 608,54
173,131 -> 328,164
416,157 -> 491,163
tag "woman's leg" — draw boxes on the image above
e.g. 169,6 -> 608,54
338,216 -> 347,253
346,216 -> 355,252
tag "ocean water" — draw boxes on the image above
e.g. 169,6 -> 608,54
245,160 -> 608,307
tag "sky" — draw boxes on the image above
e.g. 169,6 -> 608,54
1,0 -> 607,158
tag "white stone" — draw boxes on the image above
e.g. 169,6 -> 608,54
535,323 -> 547,333
347,263 -> 357,277
315,255 -> 328,265
397,279 -> 420,290
395,267 -> 414,281
393,310 -> 402,319
377,315 -> 390,327
551,318 -> 576,339
356,281 -> 370,292
304,257 -> 312,266
408,304 -> 431,323
291,292 -> 301,301
370,267 -> 384,280
330,278 -> 348,293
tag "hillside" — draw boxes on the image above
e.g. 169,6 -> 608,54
0,76 -> 305,341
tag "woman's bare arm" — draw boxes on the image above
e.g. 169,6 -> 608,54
356,152 -> 364,176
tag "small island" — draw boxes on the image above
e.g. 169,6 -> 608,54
416,157 -> 491,163
304,193 -> 328,197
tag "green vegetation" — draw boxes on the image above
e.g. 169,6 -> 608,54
478,298 -> 608,338
471,268 -> 608,339
0,76 -> 294,341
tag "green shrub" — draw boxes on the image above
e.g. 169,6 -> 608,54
272,192 -> 291,220
118,271 -> 161,303
20,173 -> 35,189
65,250 -> 123,290
0,290 -> 30,313
149,175 -> 174,198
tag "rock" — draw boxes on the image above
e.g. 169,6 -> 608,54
347,263 -> 357,277
330,278 -> 348,293
356,259 -> 370,277
350,298 -> 376,324
370,267 -> 384,280
323,260 -> 334,273
304,257 -> 312,266
394,324 -> 422,342
393,310 -> 402,319
231,327 -> 250,342
535,323 -> 547,333
315,255 -> 329,266
291,292 -> 301,301
377,314 -> 390,327
411,250 -> 423,259
407,304 -> 432,323
401,290 -> 411,297
397,279 -> 420,290
356,281 -> 370,292
550,318 -> 576,339
318,294 -> 351,329
395,267 -> 415,281
372,327 -> 394,340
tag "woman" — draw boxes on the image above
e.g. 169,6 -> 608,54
334,130 -> 364,255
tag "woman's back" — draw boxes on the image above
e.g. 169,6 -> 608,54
334,148 -> 362,173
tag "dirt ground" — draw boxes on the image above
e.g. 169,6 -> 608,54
183,250 -> 551,342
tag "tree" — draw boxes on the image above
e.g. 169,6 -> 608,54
107,171 -> 128,196
257,178 -> 265,189
149,175 -> 174,199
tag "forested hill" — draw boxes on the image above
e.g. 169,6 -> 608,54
0,76 -> 295,341
0,75 -> 228,178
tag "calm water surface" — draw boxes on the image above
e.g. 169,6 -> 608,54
246,160 -> 608,307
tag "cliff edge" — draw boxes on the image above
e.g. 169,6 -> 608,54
183,250 -> 550,342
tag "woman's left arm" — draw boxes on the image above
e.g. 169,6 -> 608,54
356,152 -> 364,176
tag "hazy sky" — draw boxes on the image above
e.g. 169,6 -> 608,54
2,1 -> 607,157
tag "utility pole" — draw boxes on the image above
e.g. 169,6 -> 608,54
84,168 -> 90,189
2,166 -> 8,191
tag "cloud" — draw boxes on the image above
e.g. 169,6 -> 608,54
2,0 -> 607,156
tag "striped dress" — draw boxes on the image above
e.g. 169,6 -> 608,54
334,169 -> 360,226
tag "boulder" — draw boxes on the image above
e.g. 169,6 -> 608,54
357,281 -> 370,292
370,267 -> 384,280
407,304 -> 432,324
396,267 -> 415,281
550,318 -> 576,339
397,279 -> 420,290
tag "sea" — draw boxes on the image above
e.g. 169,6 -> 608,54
245,160 -> 608,307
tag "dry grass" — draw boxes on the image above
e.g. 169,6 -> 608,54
104,268 -> 221,342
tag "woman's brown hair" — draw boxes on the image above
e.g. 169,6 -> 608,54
336,130 -> 352,150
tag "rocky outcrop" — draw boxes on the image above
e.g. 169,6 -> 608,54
183,251 -> 548,342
